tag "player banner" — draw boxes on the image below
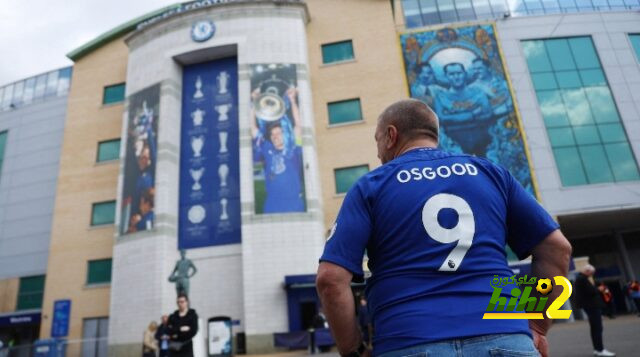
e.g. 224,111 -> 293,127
250,64 -> 306,214
179,57 -> 241,249
120,83 -> 159,235
400,24 -> 535,194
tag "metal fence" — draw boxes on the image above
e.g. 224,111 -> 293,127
0,337 -> 108,357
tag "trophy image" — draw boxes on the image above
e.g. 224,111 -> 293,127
191,136 -> 205,158
188,204 -> 206,224
219,131 -> 228,154
190,167 -> 205,191
220,198 -> 229,221
194,76 -> 204,99
218,164 -> 229,188
215,104 -> 232,122
191,108 -> 205,126
217,71 -> 230,94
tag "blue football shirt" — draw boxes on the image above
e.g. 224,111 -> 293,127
319,148 -> 559,355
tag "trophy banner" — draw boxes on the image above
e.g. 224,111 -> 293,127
400,24 -> 536,195
179,56 -> 241,249
120,83 -> 160,235
250,63 -> 306,214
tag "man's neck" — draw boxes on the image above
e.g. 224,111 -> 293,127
395,139 -> 437,159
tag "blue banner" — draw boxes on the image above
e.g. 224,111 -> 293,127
51,299 -> 71,337
179,57 -> 241,249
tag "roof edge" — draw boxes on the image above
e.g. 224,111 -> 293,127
66,3 -> 182,62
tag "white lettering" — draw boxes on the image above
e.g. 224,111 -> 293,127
411,168 -> 422,181
422,167 -> 435,180
451,163 -> 466,175
465,163 -> 478,175
397,170 -> 411,183
437,165 -> 451,178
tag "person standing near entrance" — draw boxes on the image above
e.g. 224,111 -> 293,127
169,293 -> 199,357
155,315 -> 171,357
574,265 -> 615,356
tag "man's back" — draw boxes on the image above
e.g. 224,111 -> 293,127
320,148 -> 558,355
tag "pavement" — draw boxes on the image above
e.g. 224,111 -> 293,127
254,314 -> 640,357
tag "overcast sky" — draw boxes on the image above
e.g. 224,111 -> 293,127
0,0 -> 180,86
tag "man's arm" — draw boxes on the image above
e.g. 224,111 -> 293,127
528,229 -> 572,357
286,87 -> 302,141
316,262 -> 362,355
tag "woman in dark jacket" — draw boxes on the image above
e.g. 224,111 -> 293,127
168,293 -> 199,357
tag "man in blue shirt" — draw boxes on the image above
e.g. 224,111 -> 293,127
317,99 -> 572,357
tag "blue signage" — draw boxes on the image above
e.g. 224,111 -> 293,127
179,57 -> 241,249
51,299 -> 71,337
0,312 -> 40,327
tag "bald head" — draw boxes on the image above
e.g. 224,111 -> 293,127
378,99 -> 439,142
581,264 -> 595,276
375,99 -> 439,164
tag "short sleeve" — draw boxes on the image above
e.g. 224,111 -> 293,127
504,169 -> 559,260
319,181 -> 372,281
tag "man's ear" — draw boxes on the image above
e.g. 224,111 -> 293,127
386,125 -> 398,149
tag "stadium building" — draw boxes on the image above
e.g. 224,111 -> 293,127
0,0 -> 639,355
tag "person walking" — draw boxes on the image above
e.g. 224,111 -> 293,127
168,293 -> 199,357
627,280 -> 640,316
575,265 -> 615,356
143,321 -> 159,357
155,315 -> 171,357
317,99 -> 572,357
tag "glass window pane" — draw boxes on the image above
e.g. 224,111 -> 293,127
57,67 -> 72,96
97,139 -> 121,162
569,37 -> 600,69
473,0 -> 493,16
524,0 -> 544,13
0,131 -> 7,177
45,70 -> 59,97
598,123 -> 626,143
553,147 -> 587,186
103,83 -> 125,105
604,143 -> 640,181
419,0 -> 441,25
16,275 -> 45,310
91,201 -> 116,226
328,99 -> 363,125
579,69 -> 605,87
547,127 -> 575,147
87,259 -> 112,284
455,0 -> 476,20
322,41 -> 355,64
97,318 -> 109,357
437,0 -> 458,22
82,318 -> 99,357
522,41 -> 552,73
545,39 -> 576,71
403,0 -> 423,28
335,165 -> 369,194
489,0 -> 507,15
630,34 -> 640,62
536,90 -> 569,127
23,77 -> 35,104
541,0 -> 561,12
575,0 -> 595,9
562,88 -> 594,125
34,74 -> 47,100
531,72 -> 557,90
573,125 -> 600,145
556,71 -> 581,88
2,84 -> 13,110
584,86 -> 619,123
579,145 -> 614,183
12,81 -> 24,106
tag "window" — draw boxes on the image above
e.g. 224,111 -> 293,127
87,259 -> 112,285
103,83 -> 125,105
0,131 -> 7,178
97,139 -> 121,162
523,37 -> 640,186
16,275 -> 45,310
321,40 -> 354,64
57,67 -> 72,96
328,99 -> 363,125
334,165 -> 369,194
630,34 -> 640,63
91,201 -> 116,226
82,317 -> 109,357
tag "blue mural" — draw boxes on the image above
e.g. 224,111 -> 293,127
401,25 -> 535,194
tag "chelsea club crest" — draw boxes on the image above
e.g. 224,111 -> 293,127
191,20 -> 215,42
